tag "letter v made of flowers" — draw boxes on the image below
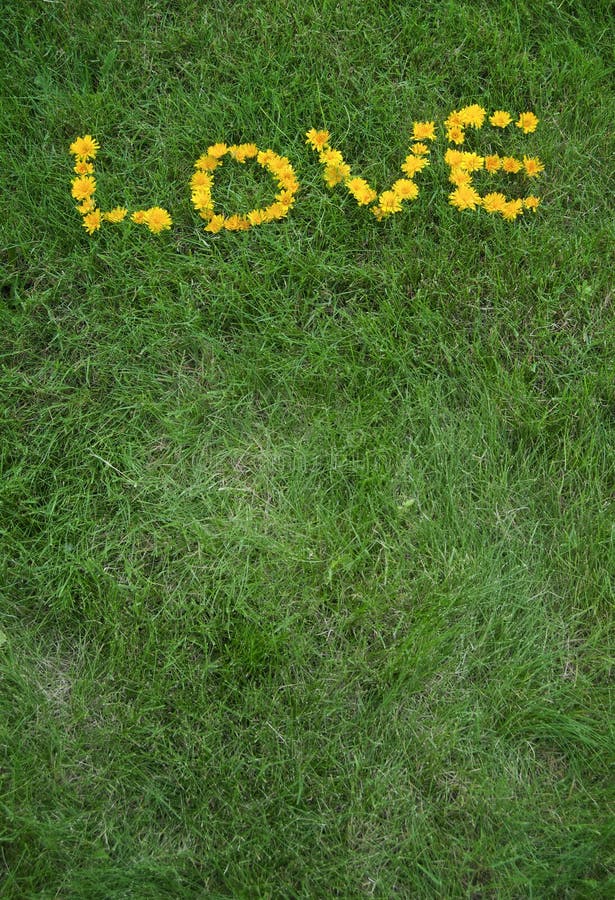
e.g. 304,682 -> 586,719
305,122 -> 436,219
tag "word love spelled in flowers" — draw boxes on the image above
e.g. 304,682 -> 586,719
69,106 -> 543,236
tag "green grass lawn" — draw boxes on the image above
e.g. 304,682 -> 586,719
1,0 -> 613,896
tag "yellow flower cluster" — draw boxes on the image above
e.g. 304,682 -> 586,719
129,207 -> 173,232
69,135 -> 172,235
70,112 -> 543,234
444,104 -> 487,144
306,122 -> 436,219
69,134 -> 104,234
444,109 -> 543,219
445,106 -> 539,145
190,143 -> 299,233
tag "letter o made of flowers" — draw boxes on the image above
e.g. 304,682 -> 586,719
191,143 -> 299,233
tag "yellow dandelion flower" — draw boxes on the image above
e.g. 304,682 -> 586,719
224,214 -> 250,231
501,199 -> 524,220
401,155 -> 429,177
266,155 -> 290,175
195,154 -> 220,172
445,149 -> 465,168
489,110 -> 512,128
459,104 -> 486,128
523,195 -> 540,211
324,162 -> 351,187
391,179 -> 419,201
271,163 -> 294,184
257,149 -> 276,166
191,184 -> 212,206
411,142 -> 429,156
77,198 -> 96,215
240,143 -> 259,159
455,152 -> 477,172
102,207 -> 127,223
482,192 -> 507,213
143,207 -> 172,234
205,215 -> 225,233
191,187 -> 213,210
131,210 -> 147,224
346,177 -> 377,205
445,110 -> 464,129
447,125 -> 465,145
198,208 -> 215,221
71,176 -> 96,201
277,171 -> 299,192
269,202 -> 291,220
69,134 -> 100,159
449,167 -> 472,187
271,160 -> 290,180
502,156 -> 522,173
279,162 -> 296,178
305,129 -> 330,151
523,156 -> 544,177
73,160 -> 94,176
319,148 -> 344,166
516,111 -> 539,133
207,142 -> 228,158
191,171 -> 213,189
228,143 -> 258,163
377,190 -> 403,216
357,186 -> 378,205
448,184 -> 481,210
247,209 -> 267,226
459,152 -> 484,172
82,209 -> 102,234
484,154 -> 502,173
412,121 -> 436,141
228,145 -> 245,162
275,190 -> 296,209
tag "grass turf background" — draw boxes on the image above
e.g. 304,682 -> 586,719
1,0 -> 613,896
